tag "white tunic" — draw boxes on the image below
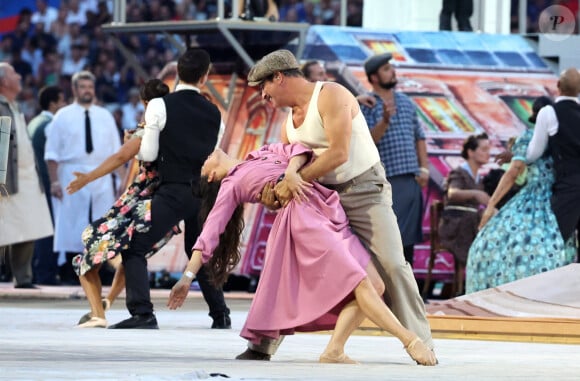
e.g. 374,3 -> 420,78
44,103 -> 121,252
0,105 -> 53,247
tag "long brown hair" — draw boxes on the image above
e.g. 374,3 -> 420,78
198,176 -> 245,287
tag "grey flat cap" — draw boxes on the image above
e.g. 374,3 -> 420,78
247,49 -> 300,87
364,53 -> 393,75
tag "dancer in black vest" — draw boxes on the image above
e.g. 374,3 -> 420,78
109,49 -> 231,329
527,68 -> 580,249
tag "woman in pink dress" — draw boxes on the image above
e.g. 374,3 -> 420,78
168,143 -> 436,366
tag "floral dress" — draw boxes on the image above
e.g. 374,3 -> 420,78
73,131 -> 180,276
465,129 -> 577,293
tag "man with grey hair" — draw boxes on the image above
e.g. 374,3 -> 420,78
45,70 -> 121,285
0,63 -> 53,288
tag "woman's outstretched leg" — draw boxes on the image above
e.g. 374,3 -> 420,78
321,263 -> 436,365
353,275 -> 437,366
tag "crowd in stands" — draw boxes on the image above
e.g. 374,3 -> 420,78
0,0 -> 364,127
2,0 -> 577,124
510,0 -> 579,34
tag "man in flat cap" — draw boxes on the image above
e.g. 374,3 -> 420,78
237,49 -> 435,363
360,53 -> 429,274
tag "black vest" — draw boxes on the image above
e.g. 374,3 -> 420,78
549,100 -> 580,181
158,90 -> 221,184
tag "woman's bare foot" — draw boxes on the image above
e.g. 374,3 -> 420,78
404,338 -> 438,366
319,352 -> 360,364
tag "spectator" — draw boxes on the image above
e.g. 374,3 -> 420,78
301,60 -> 376,107
439,0 -> 474,31
0,35 -> 16,63
37,48 -> 61,87
238,0 -> 280,21
439,133 -> 491,295
31,0 -> 59,33
8,8 -> 34,49
10,47 -> 34,89
57,21 -> 83,60
27,85 -> 67,285
20,36 -> 43,77
360,53 -> 429,268
301,60 -> 328,82
45,70 -> 121,285
347,0 -> 363,27
49,6 -> 70,40
121,87 -> 145,130
279,0 -> 307,22
0,63 -> 53,289
320,0 -> 338,25
65,0 -> 88,26
61,43 -> 87,76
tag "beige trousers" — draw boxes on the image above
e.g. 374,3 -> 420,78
249,162 -> 433,355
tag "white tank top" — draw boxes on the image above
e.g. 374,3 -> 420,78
285,81 -> 380,184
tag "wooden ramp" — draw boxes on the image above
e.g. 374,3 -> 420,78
361,264 -> 580,344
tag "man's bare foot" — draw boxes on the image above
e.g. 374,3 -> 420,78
404,338 -> 438,366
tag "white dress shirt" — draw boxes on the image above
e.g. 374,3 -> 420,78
526,96 -> 580,163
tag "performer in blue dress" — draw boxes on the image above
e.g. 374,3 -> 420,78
466,96 -> 577,293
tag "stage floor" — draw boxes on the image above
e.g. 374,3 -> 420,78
1,295 -> 579,381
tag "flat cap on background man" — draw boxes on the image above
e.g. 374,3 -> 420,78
364,53 -> 393,75
247,49 -> 300,86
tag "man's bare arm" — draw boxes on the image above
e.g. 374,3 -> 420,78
299,83 -> 354,183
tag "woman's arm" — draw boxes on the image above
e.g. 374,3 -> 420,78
278,153 -> 313,204
447,188 -> 490,205
167,250 -> 203,309
66,137 -> 141,194
479,160 -> 526,229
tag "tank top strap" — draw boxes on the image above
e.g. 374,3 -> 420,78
287,81 -> 325,132
307,81 -> 324,116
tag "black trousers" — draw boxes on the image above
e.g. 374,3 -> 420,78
122,183 -> 229,318
551,175 -> 580,242
439,0 -> 473,31
32,237 -> 59,285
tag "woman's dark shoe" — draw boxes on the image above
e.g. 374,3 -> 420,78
108,314 -> 158,329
